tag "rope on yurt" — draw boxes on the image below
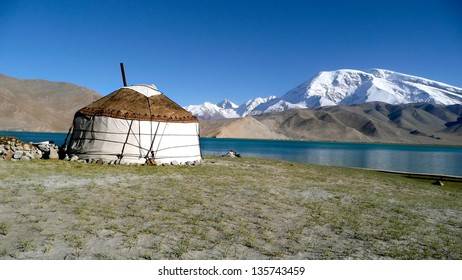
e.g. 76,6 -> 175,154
62,123 -> 74,148
145,95 -> 155,160
146,121 -> 161,159
118,119 -> 134,159
90,116 -> 96,142
154,121 -> 168,155
60,122 -> 75,159
197,122 -> 203,160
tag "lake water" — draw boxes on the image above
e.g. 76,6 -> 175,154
1,131 -> 462,176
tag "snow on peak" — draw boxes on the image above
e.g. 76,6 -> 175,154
237,96 -> 277,117
185,101 -> 239,120
282,69 -> 462,108
185,69 -> 462,119
216,99 -> 238,109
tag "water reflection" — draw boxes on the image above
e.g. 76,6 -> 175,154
200,138 -> 462,176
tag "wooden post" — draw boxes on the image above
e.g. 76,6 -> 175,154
120,63 -> 127,87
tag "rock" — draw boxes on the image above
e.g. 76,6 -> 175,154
13,151 -> 23,160
4,151 -> 14,161
20,156 -> 30,161
146,158 -> 156,165
95,159 -> 104,164
222,150 -> 241,158
433,180 -> 445,187
49,147 -> 59,159
70,155 -> 79,162
171,160 -> 179,166
23,144 -> 31,151
24,151 -> 34,159
37,144 -> 50,152
33,150 -> 43,159
77,160 -> 87,163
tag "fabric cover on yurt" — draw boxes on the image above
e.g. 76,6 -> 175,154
67,84 -> 202,164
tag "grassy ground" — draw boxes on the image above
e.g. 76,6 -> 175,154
0,156 -> 461,259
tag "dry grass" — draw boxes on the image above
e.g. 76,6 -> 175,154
0,156 -> 461,259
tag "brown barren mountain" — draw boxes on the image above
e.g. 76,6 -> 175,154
0,74 -> 101,132
200,102 -> 462,145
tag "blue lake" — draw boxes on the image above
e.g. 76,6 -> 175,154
1,131 -> 462,176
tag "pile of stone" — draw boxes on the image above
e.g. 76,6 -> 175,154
0,136 -> 59,161
61,154 -> 203,166
1,136 -> 204,166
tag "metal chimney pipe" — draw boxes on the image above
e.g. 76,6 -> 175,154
120,63 -> 127,87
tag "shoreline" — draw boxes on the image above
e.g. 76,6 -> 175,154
202,136 -> 462,148
1,130 -> 461,148
1,131 -> 462,177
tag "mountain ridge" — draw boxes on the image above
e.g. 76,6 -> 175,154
0,73 -> 102,132
199,102 -> 462,145
187,69 -> 462,120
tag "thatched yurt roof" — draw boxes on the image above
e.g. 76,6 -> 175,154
77,84 -> 197,123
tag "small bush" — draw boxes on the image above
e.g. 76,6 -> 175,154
0,222 -> 10,235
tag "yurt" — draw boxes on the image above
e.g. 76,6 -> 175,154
66,84 -> 202,165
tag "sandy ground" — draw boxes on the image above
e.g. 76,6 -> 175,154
0,157 -> 461,259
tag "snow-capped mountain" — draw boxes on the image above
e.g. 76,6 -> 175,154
236,96 -> 276,117
186,96 -> 277,120
185,69 -> 462,119
216,99 -> 238,109
184,102 -> 239,119
281,69 -> 462,108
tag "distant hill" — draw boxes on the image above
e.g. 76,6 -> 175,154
0,74 -> 101,132
188,69 -> 462,119
200,102 -> 462,145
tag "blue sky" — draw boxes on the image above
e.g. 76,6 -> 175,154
1,0 -> 461,106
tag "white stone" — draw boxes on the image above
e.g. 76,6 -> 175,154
13,151 -> 23,159
24,151 -> 34,159
49,147 -> 59,159
33,150 -> 43,159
